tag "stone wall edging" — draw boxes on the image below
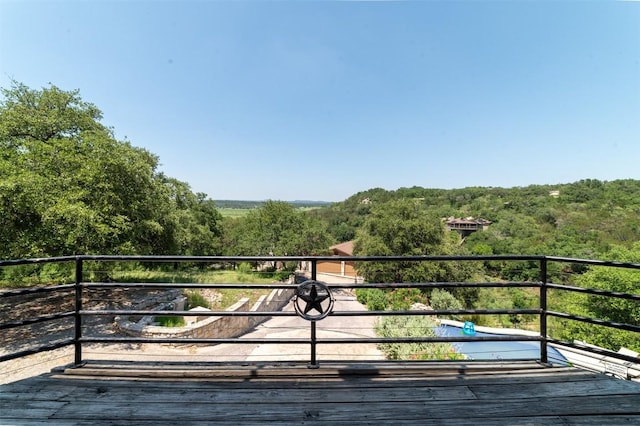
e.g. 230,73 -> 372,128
115,287 -> 295,339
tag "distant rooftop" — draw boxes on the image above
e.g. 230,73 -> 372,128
330,241 -> 354,256
444,217 -> 492,235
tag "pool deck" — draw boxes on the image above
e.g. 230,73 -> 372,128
2,360 -> 640,425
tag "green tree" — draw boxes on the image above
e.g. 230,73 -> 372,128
0,82 -> 105,145
0,82 -> 222,258
162,177 -> 223,255
554,244 -> 640,352
353,199 -> 474,284
226,200 -> 333,257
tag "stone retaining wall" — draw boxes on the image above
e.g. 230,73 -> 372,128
116,288 -> 294,340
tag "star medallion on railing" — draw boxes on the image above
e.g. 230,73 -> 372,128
293,280 -> 334,321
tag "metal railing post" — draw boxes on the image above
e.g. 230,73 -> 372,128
309,259 -> 319,368
539,257 -> 548,364
74,257 -> 83,366
310,321 -> 319,368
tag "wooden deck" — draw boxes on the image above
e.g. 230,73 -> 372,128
2,361 -> 640,425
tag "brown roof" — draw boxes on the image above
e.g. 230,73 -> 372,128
330,241 -> 354,256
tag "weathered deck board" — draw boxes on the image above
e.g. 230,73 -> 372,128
2,362 -> 640,425
2,418 -> 640,426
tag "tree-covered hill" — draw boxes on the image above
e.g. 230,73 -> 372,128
315,185 -> 640,352
3,81 -> 640,266
313,179 -> 640,261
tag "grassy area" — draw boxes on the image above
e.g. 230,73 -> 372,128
112,269 -> 279,310
218,205 -> 326,218
295,206 -> 325,212
155,315 -> 185,327
110,269 -> 276,284
217,208 -> 253,218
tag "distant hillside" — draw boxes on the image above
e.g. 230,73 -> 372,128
308,179 -> 640,258
214,200 -> 331,209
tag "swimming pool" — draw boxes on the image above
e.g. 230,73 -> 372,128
435,324 -> 568,365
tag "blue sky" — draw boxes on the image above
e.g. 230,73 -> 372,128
1,1 -> 639,202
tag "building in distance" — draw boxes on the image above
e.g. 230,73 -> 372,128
444,217 -> 492,238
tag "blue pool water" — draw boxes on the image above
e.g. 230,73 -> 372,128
435,324 -> 568,365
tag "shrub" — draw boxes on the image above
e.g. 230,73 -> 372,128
429,289 -> 463,320
356,288 -> 428,311
39,262 -> 75,284
1,264 -> 41,287
155,315 -> 185,327
356,288 -> 387,311
387,288 -> 426,310
375,315 -> 464,360
237,262 -> 253,274
185,291 -> 210,310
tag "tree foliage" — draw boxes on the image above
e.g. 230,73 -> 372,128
353,199 -> 475,284
356,287 -> 427,311
0,82 -> 222,258
375,315 -> 463,360
223,200 -> 333,256
321,179 -> 640,263
553,244 -> 640,351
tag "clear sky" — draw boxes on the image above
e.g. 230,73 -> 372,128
1,1 -> 639,202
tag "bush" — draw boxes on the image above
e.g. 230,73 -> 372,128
271,269 -> 294,282
356,288 -> 428,311
185,291 -> 210,310
356,288 -> 387,311
387,288 -> 427,310
39,262 -> 75,284
375,315 -> 463,360
1,264 -> 41,287
429,289 -> 463,320
237,262 -> 253,274
155,315 -> 185,327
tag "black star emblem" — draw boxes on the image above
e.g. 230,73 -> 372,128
299,283 -> 330,315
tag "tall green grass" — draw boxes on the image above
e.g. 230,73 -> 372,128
155,316 -> 185,327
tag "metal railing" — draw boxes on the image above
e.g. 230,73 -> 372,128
1,255 -> 639,371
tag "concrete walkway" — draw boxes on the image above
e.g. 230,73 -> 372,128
244,289 -> 385,362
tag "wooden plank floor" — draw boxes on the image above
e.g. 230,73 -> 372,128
2,361 -> 640,425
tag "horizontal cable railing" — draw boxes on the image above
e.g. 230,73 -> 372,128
0,255 -> 638,373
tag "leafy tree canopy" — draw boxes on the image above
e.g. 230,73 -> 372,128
224,200 -> 333,257
554,243 -> 640,351
0,81 -> 222,258
353,199 -> 476,285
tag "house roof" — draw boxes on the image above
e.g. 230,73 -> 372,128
330,241 -> 354,256
444,217 -> 492,225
